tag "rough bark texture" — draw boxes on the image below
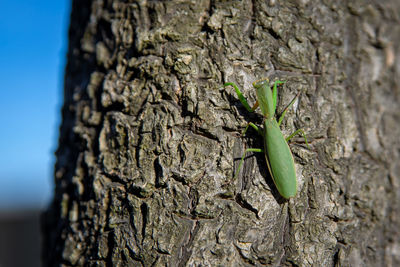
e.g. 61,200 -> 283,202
43,0 -> 400,266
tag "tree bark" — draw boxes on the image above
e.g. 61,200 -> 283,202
43,0 -> 400,266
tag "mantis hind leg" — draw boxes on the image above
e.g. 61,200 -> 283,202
286,128 -> 309,148
235,148 -> 263,179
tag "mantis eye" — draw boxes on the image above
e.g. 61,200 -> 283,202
252,79 -> 269,88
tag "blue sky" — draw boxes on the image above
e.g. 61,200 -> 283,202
0,1 -> 70,209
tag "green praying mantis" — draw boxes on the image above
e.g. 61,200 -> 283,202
224,79 -> 309,199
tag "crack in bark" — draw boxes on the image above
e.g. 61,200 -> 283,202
235,194 -> 259,219
177,221 -> 200,267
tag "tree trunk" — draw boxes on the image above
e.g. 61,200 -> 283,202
43,0 -> 400,266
